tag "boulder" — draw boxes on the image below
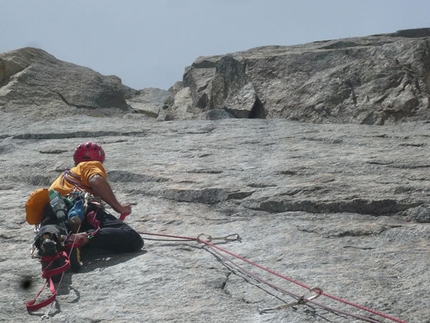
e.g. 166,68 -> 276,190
170,28 -> 430,124
126,87 -> 171,119
0,47 -> 135,119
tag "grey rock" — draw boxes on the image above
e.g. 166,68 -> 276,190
403,204 -> 430,223
126,87 -> 171,119
206,109 -> 234,120
0,116 -> 429,323
0,47 -> 138,119
163,87 -> 196,121
1,28 -> 430,323
172,28 -> 430,124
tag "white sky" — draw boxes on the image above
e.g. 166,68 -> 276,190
2,0 -> 430,90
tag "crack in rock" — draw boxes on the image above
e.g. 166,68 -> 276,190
255,198 -> 416,215
108,170 -> 168,183
12,130 -> 147,140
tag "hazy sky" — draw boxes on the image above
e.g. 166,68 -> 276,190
3,0 -> 430,90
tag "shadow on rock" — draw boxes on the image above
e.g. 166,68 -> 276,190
78,247 -> 147,273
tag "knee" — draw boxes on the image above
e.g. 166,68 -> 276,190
131,231 -> 144,251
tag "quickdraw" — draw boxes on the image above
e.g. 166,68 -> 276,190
138,231 -> 408,323
196,233 -> 242,243
258,287 -> 323,314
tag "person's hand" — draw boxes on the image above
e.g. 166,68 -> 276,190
117,202 -> 131,216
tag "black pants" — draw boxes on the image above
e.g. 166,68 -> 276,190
35,204 -> 144,253
81,207 -> 144,252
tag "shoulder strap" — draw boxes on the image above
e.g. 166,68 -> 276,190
62,168 -> 92,192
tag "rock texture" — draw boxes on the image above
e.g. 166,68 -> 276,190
2,28 -> 430,124
1,116 -> 429,323
0,48 -> 139,119
167,28 -> 430,124
0,28 -> 429,323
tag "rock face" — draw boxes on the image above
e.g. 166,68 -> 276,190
1,116 -> 429,323
0,48 -> 140,119
167,28 -> 430,124
0,29 -> 429,323
2,28 -> 430,124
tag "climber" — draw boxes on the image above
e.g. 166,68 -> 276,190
32,142 -> 144,280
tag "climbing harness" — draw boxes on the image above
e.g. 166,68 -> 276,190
26,197 -> 103,314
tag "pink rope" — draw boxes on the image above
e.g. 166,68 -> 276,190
204,243 -> 381,323
139,231 -> 408,323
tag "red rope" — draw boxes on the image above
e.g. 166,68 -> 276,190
202,240 -> 408,323
204,242 -> 381,323
139,231 -> 408,323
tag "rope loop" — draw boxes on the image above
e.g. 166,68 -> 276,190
303,287 -> 323,302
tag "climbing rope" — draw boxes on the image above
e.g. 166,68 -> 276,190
139,232 -> 242,243
139,231 -> 408,323
201,237 -> 383,323
27,227 -> 408,323
258,287 -> 323,314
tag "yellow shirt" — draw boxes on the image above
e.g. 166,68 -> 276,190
49,161 -> 107,196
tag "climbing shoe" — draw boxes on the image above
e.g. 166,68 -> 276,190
40,237 -> 58,256
37,233 -> 63,257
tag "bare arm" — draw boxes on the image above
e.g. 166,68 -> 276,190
89,175 -> 131,215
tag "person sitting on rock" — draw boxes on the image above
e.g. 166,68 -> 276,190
33,142 -> 144,281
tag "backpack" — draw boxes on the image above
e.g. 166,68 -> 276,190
25,188 -> 50,225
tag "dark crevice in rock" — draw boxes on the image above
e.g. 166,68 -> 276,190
107,170 -> 168,183
39,149 -> 68,154
248,183 -> 277,188
227,191 -> 254,200
55,90 -> 98,109
387,163 -> 430,169
220,272 -> 231,291
249,96 -> 266,119
187,170 -> 223,174
157,188 -> 228,204
56,91 -> 71,106
255,198 -> 418,216
12,131 -> 147,140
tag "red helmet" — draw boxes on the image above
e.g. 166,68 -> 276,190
73,142 -> 105,165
